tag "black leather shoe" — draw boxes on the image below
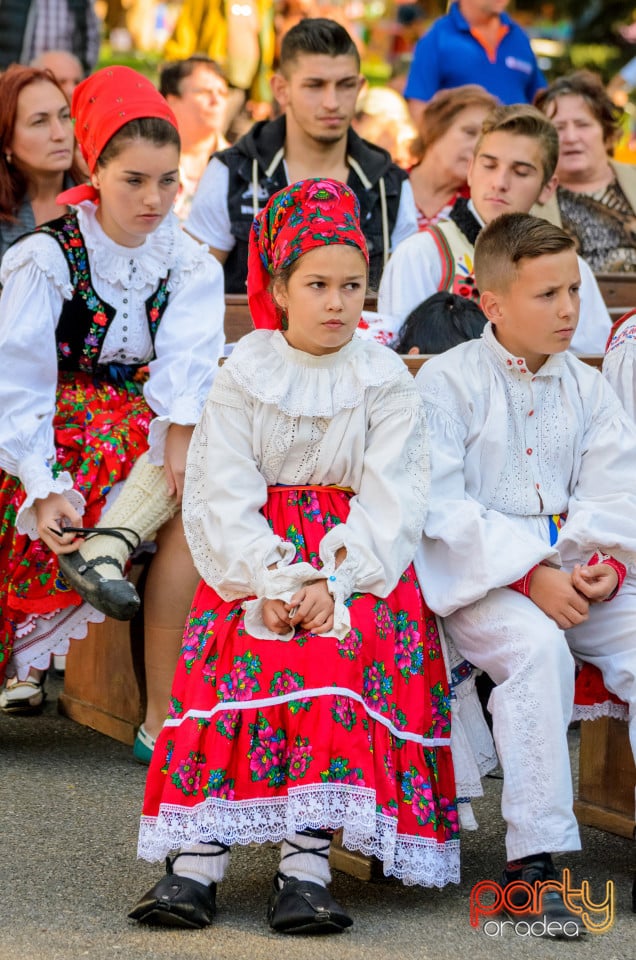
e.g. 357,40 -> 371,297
128,873 -> 216,929
58,550 -> 141,621
501,856 -> 585,937
268,872 -> 353,935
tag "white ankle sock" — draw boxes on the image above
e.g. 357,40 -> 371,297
172,842 -> 229,886
279,832 -> 332,887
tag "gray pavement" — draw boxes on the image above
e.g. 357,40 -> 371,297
1,672 -> 634,960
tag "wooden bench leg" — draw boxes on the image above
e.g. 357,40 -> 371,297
574,717 -> 636,839
329,831 -> 385,881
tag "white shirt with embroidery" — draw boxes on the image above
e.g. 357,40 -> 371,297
414,323 -> 636,616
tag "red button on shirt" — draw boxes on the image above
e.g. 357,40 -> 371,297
526,448 -> 532,455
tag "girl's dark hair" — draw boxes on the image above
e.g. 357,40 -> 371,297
96,116 -> 181,168
0,64 -> 84,223
395,291 -> 486,353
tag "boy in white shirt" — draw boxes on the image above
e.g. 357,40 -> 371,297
373,105 -> 610,355
415,212 -> 636,928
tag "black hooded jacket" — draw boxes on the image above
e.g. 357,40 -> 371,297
216,115 -> 408,292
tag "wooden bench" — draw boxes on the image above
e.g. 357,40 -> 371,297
596,272 -> 636,322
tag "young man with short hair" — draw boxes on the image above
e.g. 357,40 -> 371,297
376,105 -> 610,354
415,212 -> 636,931
185,18 -> 417,292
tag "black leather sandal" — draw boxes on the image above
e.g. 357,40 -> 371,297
128,850 -> 226,929
55,526 -> 141,621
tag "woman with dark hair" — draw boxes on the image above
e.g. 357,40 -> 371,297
534,69 -> 636,272
0,67 -> 225,755
0,64 -> 83,260
395,290 -> 486,354
408,85 -> 497,230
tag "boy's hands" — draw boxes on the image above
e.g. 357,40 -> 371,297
528,565 -> 589,630
571,563 -> 618,602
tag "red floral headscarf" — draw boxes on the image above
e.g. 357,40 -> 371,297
57,65 -> 178,206
247,178 -> 369,330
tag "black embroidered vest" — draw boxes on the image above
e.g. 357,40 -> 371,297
38,214 -> 170,385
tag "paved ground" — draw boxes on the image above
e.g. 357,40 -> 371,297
1,672 -> 634,960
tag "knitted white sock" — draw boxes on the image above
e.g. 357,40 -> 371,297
79,453 -> 178,580
279,832 -> 332,887
172,842 -> 230,886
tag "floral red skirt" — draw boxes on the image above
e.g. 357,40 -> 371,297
0,371 -> 151,682
139,486 -> 460,887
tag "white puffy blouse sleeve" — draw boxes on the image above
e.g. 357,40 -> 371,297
317,373 -> 429,616
143,236 -> 226,463
182,366 -> 301,636
0,235 -> 85,533
603,318 -> 636,421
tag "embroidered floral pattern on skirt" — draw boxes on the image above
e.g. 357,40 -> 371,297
139,486 -> 460,887
0,370 -> 151,681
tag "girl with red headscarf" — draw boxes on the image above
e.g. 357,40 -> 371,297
130,178 -> 459,935
0,67 -> 225,747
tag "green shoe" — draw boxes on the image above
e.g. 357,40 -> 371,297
133,724 -> 156,765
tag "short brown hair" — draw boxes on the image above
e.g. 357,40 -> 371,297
475,104 -> 559,186
474,213 -> 575,293
413,84 -> 497,159
534,69 -> 623,150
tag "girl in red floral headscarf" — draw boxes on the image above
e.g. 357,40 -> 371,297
130,178 -> 459,936
0,67 -> 225,749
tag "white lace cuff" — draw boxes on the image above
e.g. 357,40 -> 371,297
146,404 -> 201,466
16,463 -> 85,539
243,559 -> 352,642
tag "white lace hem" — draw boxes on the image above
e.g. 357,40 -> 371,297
138,786 -> 460,888
572,701 -> 628,722
6,602 -> 105,680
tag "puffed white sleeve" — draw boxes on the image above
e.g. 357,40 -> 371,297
182,367 -> 330,642
557,375 -> 636,572
144,247 -> 226,463
570,256 -> 611,355
603,321 -> 636,421
377,230 -> 442,328
317,372 -> 430,632
414,367 -> 559,616
0,236 -> 85,536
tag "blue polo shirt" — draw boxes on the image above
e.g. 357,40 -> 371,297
404,3 -> 545,105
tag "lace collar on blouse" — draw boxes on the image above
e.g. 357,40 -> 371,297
75,201 -> 177,289
225,329 -> 409,417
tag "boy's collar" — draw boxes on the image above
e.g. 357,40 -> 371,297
483,322 -> 565,378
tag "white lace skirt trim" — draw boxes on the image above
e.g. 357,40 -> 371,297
7,602 -> 105,680
572,701 -> 628,722
138,785 -> 460,888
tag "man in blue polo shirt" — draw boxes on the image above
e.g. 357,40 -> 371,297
405,0 -> 545,127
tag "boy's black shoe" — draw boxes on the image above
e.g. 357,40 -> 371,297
501,854 -> 585,938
